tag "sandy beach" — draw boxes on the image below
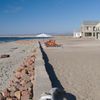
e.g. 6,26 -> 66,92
44,36 -> 100,100
0,40 -> 36,91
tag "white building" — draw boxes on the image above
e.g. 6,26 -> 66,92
81,21 -> 100,39
73,31 -> 82,38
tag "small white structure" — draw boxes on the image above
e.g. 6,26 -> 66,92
36,33 -> 52,38
73,31 -> 82,38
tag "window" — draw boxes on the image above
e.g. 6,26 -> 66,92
85,33 -> 92,36
93,26 -> 96,31
87,26 -> 89,30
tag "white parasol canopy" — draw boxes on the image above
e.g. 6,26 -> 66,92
36,33 -> 52,37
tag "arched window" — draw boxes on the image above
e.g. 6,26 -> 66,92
93,26 -> 96,31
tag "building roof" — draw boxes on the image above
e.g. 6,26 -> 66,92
82,21 -> 100,25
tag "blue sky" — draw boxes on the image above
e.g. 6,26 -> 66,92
0,0 -> 100,34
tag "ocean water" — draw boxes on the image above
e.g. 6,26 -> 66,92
0,37 -> 50,43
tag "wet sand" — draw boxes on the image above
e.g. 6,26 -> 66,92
44,36 -> 100,100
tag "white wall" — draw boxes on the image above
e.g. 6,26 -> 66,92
73,32 -> 82,38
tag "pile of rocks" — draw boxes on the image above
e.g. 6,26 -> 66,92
0,54 -> 35,100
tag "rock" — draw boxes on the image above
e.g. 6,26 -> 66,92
21,90 -> 28,96
10,91 -> 15,97
0,92 -> 4,100
20,64 -> 27,68
13,78 -> 20,83
25,81 -> 33,89
20,80 -> 26,86
28,87 -> 32,92
21,95 -> 29,100
14,91 -> 21,100
0,54 -> 10,58
12,97 -> 18,100
8,86 -> 17,92
19,86 -> 26,91
6,97 -> 18,100
21,90 -> 30,100
14,83 -> 22,90
24,69 -> 29,74
6,97 -> 13,100
25,66 -> 34,73
21,69 -> 28,75
9,80 -> 14,86
28,60 -> 34,65
30,57 -> 35,62
2,88 -> 10,97
16,67 -> 24,72
22,74 -> 30,83
15,72 -> 22,79
30,75 -> 34,81
31,80 -> 34,84
31,54 -> 35,58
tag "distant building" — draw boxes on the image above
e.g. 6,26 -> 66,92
81,21 -> 100,39
73,31 -> 82,38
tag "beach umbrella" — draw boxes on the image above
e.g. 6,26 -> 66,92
35,33 -> 52,38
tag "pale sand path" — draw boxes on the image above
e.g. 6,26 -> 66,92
44,36 -> 100,100
0,41 -> 36,91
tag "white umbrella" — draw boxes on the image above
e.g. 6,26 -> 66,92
36,33 -> 52,38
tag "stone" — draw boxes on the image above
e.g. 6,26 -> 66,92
12,97 -> 18,100
21,90 -> 28,96
0,92 -> 4,100
9,80 -> 14,86
20,64 -> 27,68
30,57 -> 35,62
21,69 -> 28,75
28,72 -> 32,77
6,97 -> 18,100
28,60 -> 33,65
6,97 -> 13,100
19,86 -> 26,92
15,72 -> 21,79
30,75 -> 34,81
22,74 -> 30,83
2,88 -> 10,97
24,69 -> 29,74
21,91 -> 30,100
14,83 -> 22,90
10,91 -> 15,97
21,95 -> 29,100
31,80 -> 34,84
28,87 -> 32,92
13,78 -> 20,83
14,91 -> 21,100
16,67 -> 24,72
8,86 -> 17,92
20,80 -> 26,86
25,81 -> 33,89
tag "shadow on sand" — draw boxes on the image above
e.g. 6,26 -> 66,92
39,41 -> 76,100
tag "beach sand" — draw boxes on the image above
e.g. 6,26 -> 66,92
0,40 -> 36,91
44,36 -> 100,100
